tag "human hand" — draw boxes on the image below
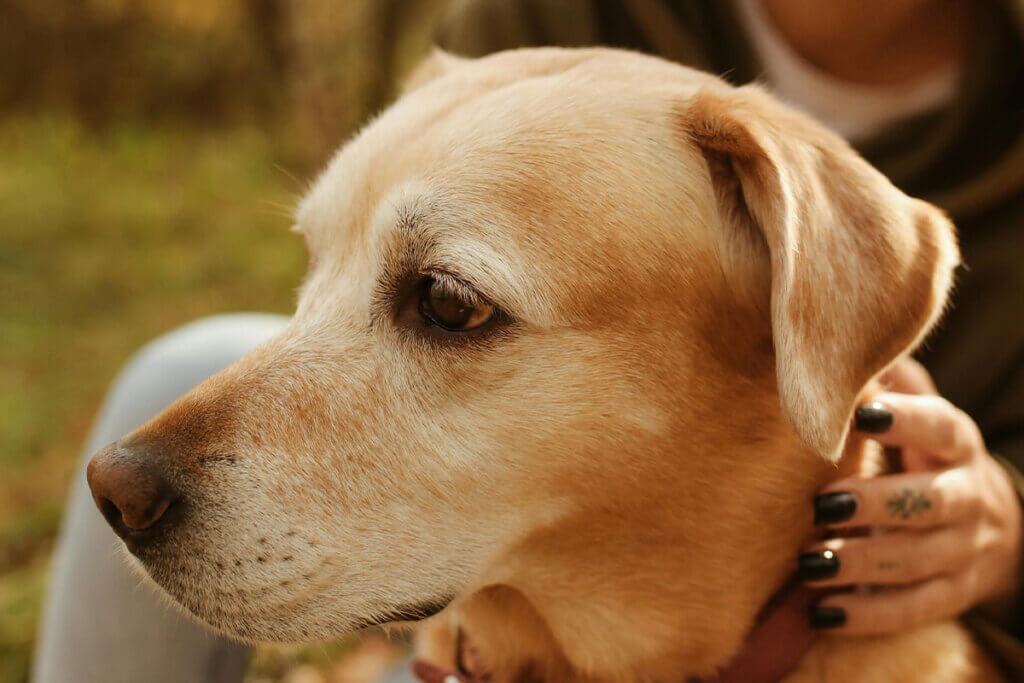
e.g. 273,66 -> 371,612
800,358 -> 1023,634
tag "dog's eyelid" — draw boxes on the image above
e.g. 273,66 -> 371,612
389,221 -> 528,316
420,269 -> 483,307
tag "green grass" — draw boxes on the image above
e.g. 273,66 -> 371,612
0,115 -> 312,681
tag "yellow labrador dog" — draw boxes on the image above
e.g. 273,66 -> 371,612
87,48 -> 1001,682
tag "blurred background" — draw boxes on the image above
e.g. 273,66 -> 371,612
0,0 -> 450,680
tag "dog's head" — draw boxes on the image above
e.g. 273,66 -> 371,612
87,48 -> 957,664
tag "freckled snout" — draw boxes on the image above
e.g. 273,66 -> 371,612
87,442 -> 179,543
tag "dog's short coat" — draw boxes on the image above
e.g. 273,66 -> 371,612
88,48 -> 1002,682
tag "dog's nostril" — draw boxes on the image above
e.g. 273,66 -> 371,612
87,442 -> 179,541
98,492 -> 173,532
97,495 -> 123,529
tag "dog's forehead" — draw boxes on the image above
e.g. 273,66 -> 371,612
295,52 -> 721,319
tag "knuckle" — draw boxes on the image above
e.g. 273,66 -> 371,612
934,416 -> 959,453
950,422 -> 977,457
932,476 -> 975,523
936,403 -> 982,457
961,419 -> 984,453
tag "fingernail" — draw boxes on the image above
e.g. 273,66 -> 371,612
813,492 -> 857,525
798,549 -> 839,581
854,401 -> 893,433
809,605 -> 847,629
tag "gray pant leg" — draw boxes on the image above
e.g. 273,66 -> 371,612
32,314 -> 290,683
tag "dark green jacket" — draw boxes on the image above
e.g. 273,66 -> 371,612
436,0 -> 1024,676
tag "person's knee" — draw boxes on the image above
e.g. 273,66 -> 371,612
97,314 -> 289,440
124,313 -> 289,381
33,315 -> 277,683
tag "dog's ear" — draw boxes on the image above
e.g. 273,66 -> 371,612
402,48 -> 468,93
681,87 -> 959,460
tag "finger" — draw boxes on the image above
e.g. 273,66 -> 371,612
856,393 -> 984,464
810,573 -> 974,635
815,469 -> 978,528
878,357 -> 937,395
799,527 -> 971,587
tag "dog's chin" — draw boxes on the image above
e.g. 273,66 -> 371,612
121,548 -> 454,641
348,596 -> 455,630
186,598 -> 455,644
207,598 -> 456,643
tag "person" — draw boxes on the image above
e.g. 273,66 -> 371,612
31,1 -> 1024,681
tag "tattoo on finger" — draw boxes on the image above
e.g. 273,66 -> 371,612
877,561 -> 900,571
887,488 -> 932,520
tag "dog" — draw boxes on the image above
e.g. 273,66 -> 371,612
86,48 -> 1002,682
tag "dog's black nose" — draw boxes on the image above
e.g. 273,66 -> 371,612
87,442 -> 178,541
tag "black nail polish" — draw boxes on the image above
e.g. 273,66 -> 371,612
809,606 -> 847,629
798,550 -> 840,581
854,401 -> 893,433
813,492 -> 857,525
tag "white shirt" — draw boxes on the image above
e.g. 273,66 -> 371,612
732,0 -> 961,141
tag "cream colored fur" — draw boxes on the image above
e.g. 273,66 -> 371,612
112,48 -> 997,681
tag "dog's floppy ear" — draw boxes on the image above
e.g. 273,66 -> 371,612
402,48 -> 468,93
682,87 -> 959,460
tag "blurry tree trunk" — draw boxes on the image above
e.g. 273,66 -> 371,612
363,0 -> 408,115
247,0 -> 290,78
285,0 -> 445,167
0,0 -> 447,148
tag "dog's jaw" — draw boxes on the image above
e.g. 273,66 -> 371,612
429,432 -> 876,683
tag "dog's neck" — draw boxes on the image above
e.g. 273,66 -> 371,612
415,580 -> 819,683
422,417 -> 878,683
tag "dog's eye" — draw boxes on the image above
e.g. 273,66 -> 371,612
417,275 -> 494,331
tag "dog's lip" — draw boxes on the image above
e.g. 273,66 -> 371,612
351,596 -> 454,630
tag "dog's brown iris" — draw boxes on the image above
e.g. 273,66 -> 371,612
418,276 -> 494,331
